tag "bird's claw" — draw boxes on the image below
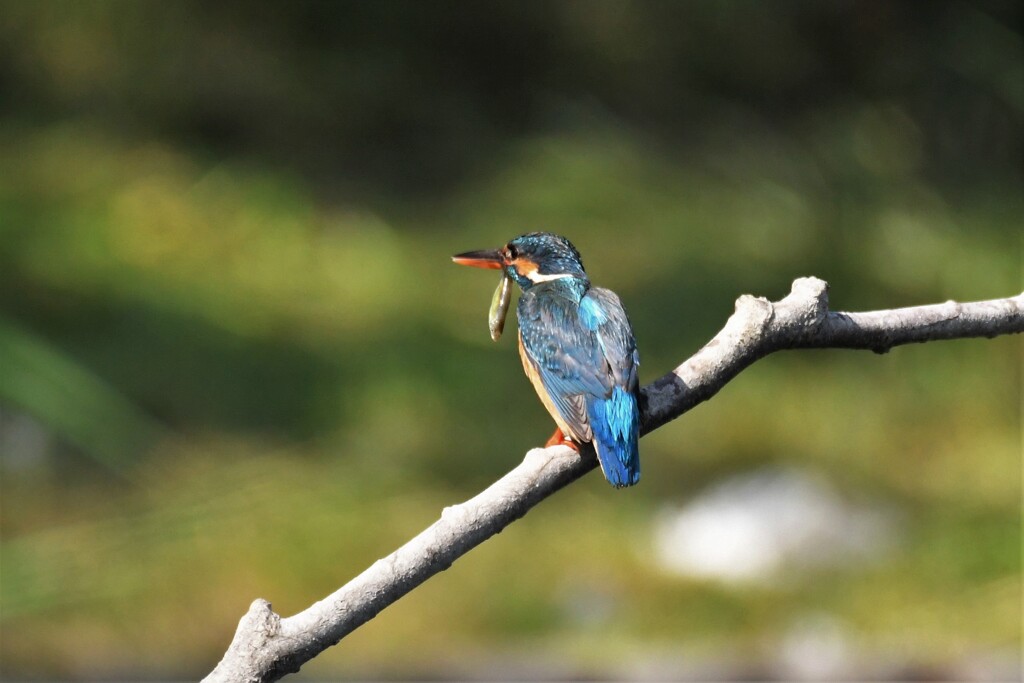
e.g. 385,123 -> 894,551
545,427 -> 579,451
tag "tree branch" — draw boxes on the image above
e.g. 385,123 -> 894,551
203,277 -> 1024,683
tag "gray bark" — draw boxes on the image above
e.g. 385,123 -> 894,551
203,277 -> 1024,683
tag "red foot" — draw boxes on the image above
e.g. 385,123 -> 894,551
545,427 -> 579,451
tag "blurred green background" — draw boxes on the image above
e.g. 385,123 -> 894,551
0,1 -> 1020,679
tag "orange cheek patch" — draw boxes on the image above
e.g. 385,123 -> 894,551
512,258 -> 538,277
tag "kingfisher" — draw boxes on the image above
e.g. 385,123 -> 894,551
452,232 -> 640,487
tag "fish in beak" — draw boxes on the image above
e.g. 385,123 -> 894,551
453,247 -> 513,341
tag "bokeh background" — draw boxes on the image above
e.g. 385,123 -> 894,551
1,1 -> 1021,680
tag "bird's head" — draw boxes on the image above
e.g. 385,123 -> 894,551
452,232 -> 588,290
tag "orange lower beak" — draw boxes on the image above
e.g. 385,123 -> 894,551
452,248 -> 505,269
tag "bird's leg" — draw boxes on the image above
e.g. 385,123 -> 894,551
545,427 -> 579,451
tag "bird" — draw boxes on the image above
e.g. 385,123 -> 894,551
452,232 -> 640,487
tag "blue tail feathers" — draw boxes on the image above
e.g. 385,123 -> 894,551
588,386 -> 640,487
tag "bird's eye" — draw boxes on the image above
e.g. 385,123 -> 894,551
506,245 -> 518,259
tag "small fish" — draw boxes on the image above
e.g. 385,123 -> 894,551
488,273 -> 513,341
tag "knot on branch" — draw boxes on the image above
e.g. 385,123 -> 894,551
732,294 -> 774,345
789,276 -> 829,306
203,600 -> 285,683
242,599 -> 282,640
779,276 -> 830,330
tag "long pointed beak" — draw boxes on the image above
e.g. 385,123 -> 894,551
451,248 -> 505,270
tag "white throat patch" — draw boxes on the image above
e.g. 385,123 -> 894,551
524,271 -> 573,283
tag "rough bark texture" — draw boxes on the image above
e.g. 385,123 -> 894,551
204,277 -> 1024,683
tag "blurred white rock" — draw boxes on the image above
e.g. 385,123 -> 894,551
652,466 -> 897,585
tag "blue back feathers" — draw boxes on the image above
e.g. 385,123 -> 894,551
578,295 -> 608,329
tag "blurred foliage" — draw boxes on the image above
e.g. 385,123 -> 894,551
0,0 -> 1020,679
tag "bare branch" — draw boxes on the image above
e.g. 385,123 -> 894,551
640,277 -> 1024,432
203,277 -> 1024,683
